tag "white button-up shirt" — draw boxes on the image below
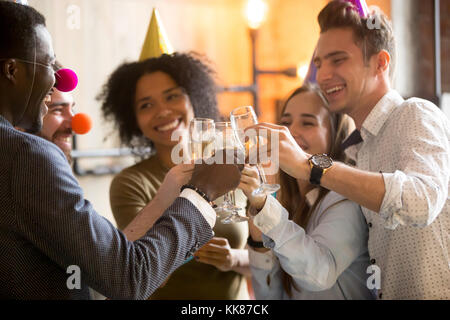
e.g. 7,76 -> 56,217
249,190 -> 374,300
345,90 -> 450,299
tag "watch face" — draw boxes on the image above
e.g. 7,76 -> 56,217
311,154 -> 333,168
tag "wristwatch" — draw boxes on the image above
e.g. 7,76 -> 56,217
247,236 -> 264,249
308,154 -> 333,186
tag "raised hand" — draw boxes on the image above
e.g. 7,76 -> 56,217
193,237 -> 240,272
245,123 -> 311,181
238,165 -> 266,210
188,149 -> 244,201
159,163 -> 195,202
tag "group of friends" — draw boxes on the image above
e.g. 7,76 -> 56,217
0,1 -> 448,300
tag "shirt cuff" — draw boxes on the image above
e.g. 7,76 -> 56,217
233,248 -> 249,268
180,188 -> 216,228
248,247 -> 276,270
253,195 -> 287,234
379,172 -> 404,229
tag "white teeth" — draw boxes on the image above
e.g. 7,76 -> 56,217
156,119 -> 180,132
326,86 -> 345,94
56,137 -> 70,142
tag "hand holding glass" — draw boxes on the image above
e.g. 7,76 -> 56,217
214,122 -> 248,224
230,106 -> 280,197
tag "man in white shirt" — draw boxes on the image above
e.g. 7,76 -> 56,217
250,1 -> 449,299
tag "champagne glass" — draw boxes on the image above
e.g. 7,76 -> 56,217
189,118 -> 215,162
230,106 -> 280,197
214,122 -> 248,224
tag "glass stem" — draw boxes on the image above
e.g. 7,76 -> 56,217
223,192 -> 231,204
256,164 -> 267,184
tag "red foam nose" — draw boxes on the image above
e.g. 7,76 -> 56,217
55,68 -> 78,92
72,113 -> 92,135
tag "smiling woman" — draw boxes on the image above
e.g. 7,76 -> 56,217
244,83 -> 374,300
98,52 -> 250,300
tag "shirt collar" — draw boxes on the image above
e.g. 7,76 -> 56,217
305,188 -> 320,207
361,90 -> 404,138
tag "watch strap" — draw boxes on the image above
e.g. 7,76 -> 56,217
309,165 -> 324,186
247,236 -> 265,248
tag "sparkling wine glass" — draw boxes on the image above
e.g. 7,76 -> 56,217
230,106 -> 280,197
214,122 -> 248,224
189,118 -> 215,162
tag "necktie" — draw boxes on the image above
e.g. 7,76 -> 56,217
341,129 -> 363,151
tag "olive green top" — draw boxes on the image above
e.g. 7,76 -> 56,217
110,156 -> 249,299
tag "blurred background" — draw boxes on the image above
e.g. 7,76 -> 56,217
26,0 -> 449,225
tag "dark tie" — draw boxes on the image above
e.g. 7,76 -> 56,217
341,129 -> 363,151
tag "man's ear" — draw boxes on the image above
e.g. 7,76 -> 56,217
2,59 -> 19,84
376,50 -> 390,75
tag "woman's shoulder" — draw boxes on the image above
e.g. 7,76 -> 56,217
316,191 -> 362,217
114,156 -> 163,179
111,156 -> 164,189
309,191 -> 366,232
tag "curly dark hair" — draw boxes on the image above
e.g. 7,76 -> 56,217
98,52 -> 220,149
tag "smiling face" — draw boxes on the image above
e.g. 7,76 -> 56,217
280,91 -> 332,156
16,25 -> 56,133
39,88 -> 74,157
314,28 -> 378,119
134,71 -> 194,150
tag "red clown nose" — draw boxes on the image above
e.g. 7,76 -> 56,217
55,68 -> 78,92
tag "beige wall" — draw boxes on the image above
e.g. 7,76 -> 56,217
27,0 -> 391,225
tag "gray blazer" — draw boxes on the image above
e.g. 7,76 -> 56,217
0,116 -> 213,299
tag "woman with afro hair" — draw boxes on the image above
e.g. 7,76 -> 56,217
99,52 -> 250,300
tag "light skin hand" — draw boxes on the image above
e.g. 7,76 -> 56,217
157,163 -> 194,208
238,165 -> 267,210
237,165 -> 271,253
193,237 -> 250,275
245,123 -> 311,181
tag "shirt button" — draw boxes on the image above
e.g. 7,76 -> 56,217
368,222 -> 373,228
371,258 -> 376,264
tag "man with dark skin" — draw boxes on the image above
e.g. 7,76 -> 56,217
0,2 -> 241,299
